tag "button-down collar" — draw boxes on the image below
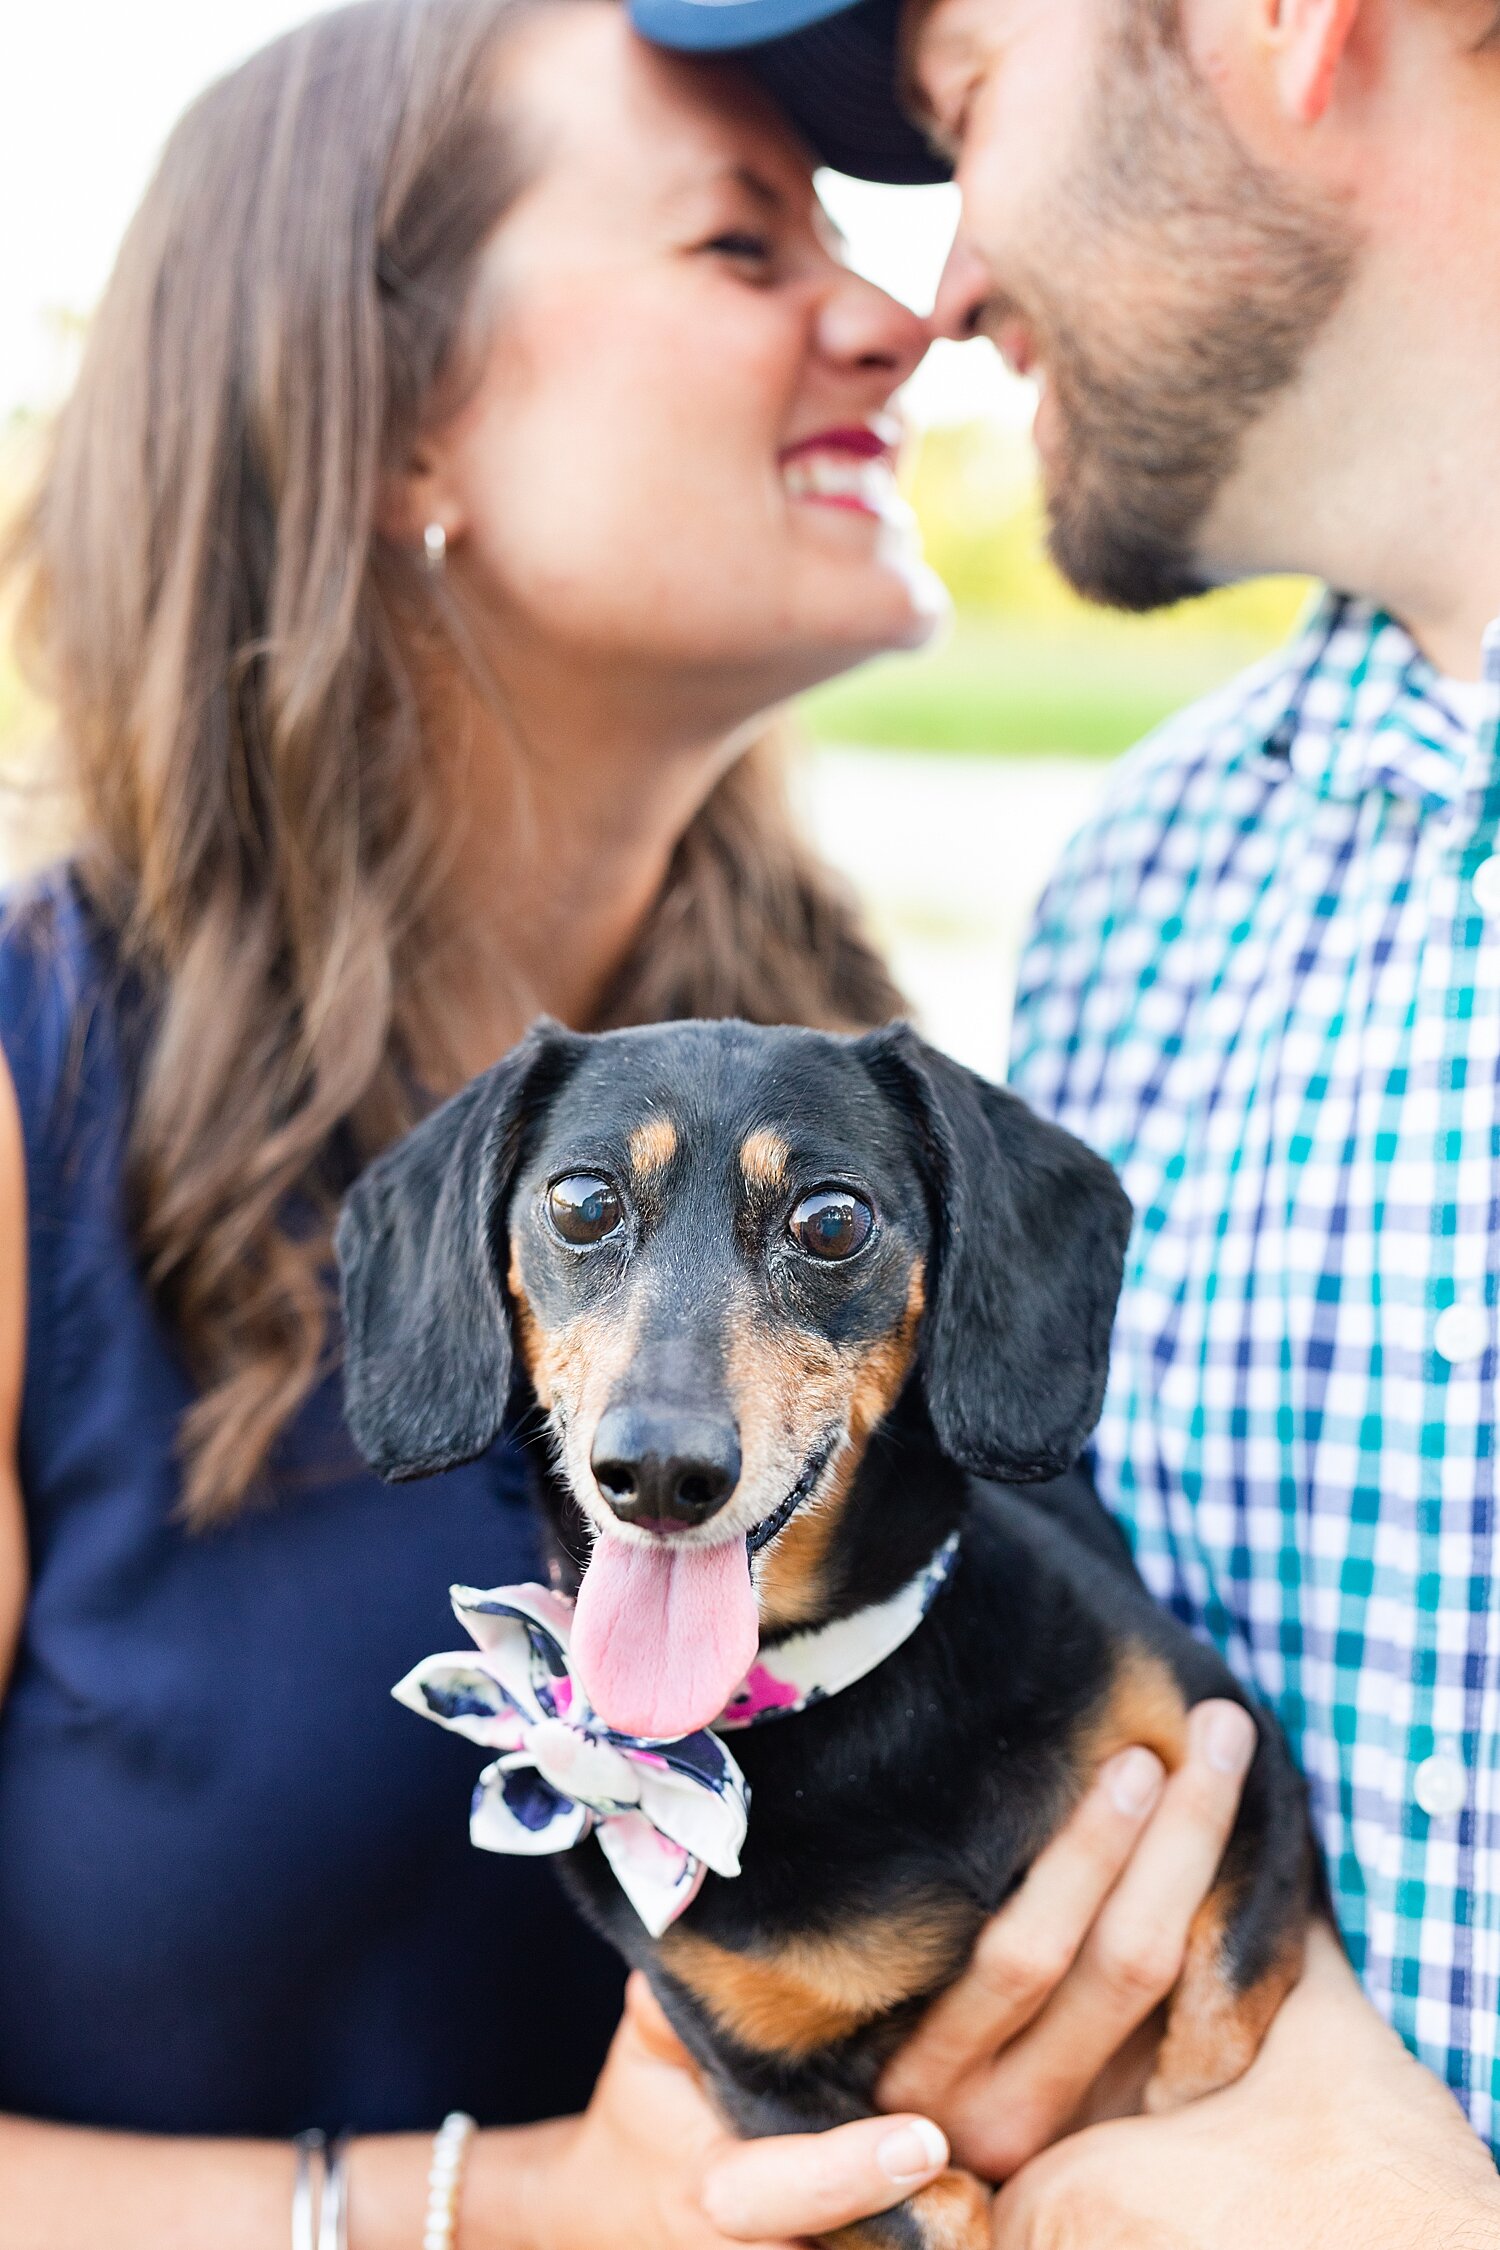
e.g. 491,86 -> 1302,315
1260,591 -> 1497,815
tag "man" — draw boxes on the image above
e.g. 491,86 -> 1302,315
630,0 -> 1500,2239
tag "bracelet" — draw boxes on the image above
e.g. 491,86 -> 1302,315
422,2111 -> 477,2250
321,2133 -> 351,2250
291,2127 -> 350,2250
292,2130 -> 327,2250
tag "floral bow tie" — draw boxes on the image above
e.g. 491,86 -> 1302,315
394,1533 -> 958,1937
393,1583 -> 748,1935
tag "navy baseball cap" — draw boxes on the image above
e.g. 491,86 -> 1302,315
629,0 -> 950,186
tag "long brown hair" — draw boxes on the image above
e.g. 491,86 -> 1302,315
3,0 -> 900,1524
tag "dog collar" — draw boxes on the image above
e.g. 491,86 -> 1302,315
393,1531 -> 959,1936
719,1531 -> 960,1726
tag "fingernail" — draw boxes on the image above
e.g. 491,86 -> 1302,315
1106,1745 -> 1165,1817
877,2119 -> 948,2185
1199,1701 -> 1257,1776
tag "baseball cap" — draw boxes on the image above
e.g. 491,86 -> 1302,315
628,0 -> 950,186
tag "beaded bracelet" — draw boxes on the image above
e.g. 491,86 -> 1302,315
422,2111 -> 477,2250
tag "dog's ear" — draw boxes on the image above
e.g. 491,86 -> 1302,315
335,1019 -> 583,1482
856,1021 -> 1132,1483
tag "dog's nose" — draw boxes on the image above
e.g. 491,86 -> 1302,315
590,1405 -> 741,1530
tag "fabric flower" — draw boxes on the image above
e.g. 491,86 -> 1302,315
393,1583 -> 749,1936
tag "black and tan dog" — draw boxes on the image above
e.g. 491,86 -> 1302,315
336,1017 -> 1314,2250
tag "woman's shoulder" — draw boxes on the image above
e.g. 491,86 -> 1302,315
0,859 -> 108,997
0,862 -> 128,1167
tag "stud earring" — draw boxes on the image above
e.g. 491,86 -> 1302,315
422,522 -> 447,570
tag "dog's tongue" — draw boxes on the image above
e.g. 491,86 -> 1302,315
571,1532 -> 759,1741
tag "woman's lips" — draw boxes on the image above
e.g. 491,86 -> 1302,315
779,420 -> 904,519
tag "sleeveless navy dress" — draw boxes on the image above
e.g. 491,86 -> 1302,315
0,872 -> 623,2137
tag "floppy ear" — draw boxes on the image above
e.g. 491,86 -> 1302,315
857,1022 -> 1132,1483
335,1019 -> 583,1482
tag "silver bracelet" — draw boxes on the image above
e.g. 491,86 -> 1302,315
321,2134 -> 351,2250
292,2130 -> 327,2250
422,2111 -> 477,2250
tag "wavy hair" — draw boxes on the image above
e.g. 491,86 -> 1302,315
4,0 -> 900,1523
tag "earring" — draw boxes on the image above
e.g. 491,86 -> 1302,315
422,522 -> 447,570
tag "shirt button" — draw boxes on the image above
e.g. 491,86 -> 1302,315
1413,1751 -> 1468,1819
1473,854 -> 1500,914
1434,1302 -> 1489,1366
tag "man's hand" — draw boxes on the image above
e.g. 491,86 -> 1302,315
989,1924 -> 1500,2250
879,1698 -> 1258,2177
522,1972 -> 952,2250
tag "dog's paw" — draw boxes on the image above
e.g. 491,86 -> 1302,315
821,2167 -> 991,2250
1147,1889 -> 1307,2110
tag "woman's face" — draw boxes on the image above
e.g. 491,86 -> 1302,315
419,5 -> 942,712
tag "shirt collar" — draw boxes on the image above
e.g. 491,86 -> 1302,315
1261,591 -> 1499,813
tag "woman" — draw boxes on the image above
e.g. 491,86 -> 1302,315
0,0 -> 970,2238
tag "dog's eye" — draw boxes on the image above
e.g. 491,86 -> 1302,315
788,1189 -> 874,1262
547,1174 -> 624,1247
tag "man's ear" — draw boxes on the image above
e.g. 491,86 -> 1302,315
1261,0 -> 1363,124
856,1022 -> 1132,1483
335,1019 -> 584,1481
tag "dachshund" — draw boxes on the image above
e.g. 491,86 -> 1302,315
336,1017 -> 1315,2250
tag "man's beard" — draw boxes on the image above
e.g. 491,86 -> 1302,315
991,8 -> 1356,612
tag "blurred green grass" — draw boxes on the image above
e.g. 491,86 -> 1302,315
799,615 -> 1296,757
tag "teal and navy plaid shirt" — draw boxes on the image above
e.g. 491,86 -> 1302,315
1009,592 -> 1500,2155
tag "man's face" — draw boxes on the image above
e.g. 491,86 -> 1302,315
912,0 -> 1356,609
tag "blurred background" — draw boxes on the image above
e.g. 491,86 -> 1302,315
0,1 -> 1310,1073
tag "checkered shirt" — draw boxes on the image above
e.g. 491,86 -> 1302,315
1008,592 -> 1500,2155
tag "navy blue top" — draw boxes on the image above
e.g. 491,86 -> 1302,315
0,874 -> 622,2137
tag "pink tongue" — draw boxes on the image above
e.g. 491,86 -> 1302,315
571,1533 -> 760,1740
